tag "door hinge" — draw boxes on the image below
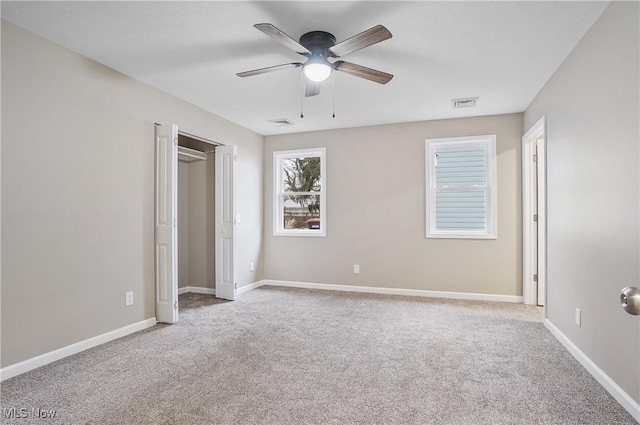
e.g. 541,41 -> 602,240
533,153 -> 537,162
173,137 -> 178,146
174,301 -> 179,309
234,282 -> 238,289
173,218 -> 177,227
533,274 -> 538,282
533,214 -> 538,222
233,154 -> 237,162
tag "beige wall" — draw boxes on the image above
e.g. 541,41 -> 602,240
264,113 -> 523,296
1,21 -> 264,367
524,2 -> 640,402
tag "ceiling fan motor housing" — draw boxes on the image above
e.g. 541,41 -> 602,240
299,31 -> 337,55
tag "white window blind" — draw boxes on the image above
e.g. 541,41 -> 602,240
426,135 -> 497,239
434,145 -> 486,231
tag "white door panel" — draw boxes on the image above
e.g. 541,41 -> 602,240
215,145 -> 237,300
536,138 -> 546,306
154,124 -> 178,323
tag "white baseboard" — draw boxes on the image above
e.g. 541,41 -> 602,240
0,317 -> 157,382
237,280 -> 267,295
261,280 -> 523,303
178,286 -> 215,295
544,319 -> 640,421
179,283 -> 263,296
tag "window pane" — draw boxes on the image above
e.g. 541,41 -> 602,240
282,194 -> 321,230
426,135 -> 495,239
282,157 -> 321,192
435,190 -> 486,231
435,146 -> 485,188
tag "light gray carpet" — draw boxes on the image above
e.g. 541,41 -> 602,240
1,286 -> 636,424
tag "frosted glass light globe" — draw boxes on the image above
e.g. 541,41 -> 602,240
303,63 -> 332,82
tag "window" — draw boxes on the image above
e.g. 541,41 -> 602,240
273,148 -> 326,236
425,135 -> 497,239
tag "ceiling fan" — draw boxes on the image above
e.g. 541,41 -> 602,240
237,23 -> 393,97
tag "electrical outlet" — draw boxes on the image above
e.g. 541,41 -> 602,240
353,264 -> 360,274
126,291 -> 134,306
575,308 -> 581,327
250,262 -> 255,272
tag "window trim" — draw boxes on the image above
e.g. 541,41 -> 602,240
425,135 -> 497,239
273,147 -> 326,237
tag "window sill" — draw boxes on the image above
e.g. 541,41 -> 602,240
426,233 -> 497,240
274,231 -> 326,237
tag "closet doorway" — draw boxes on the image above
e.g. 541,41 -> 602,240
154,124 -> 237,324
177,134 -> 216,299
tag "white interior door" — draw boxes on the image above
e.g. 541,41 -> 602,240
522,117 -> 546,306
215,145 -> 237,300
531,144 -> 539,304
536,138 -> 546,306
154,124 -> 178,323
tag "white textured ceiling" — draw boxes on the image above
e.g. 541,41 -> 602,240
2,1 -> 609,136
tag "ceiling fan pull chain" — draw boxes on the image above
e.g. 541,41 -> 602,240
300,69 -> 305,118
332,71 -> 336,118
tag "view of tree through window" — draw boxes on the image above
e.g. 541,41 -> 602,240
282,156 -> 321,230
274,148 -> 325,236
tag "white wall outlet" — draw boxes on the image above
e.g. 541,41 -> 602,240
575,308 -> 581,327
353,264 -> 360,274
250,262 -> 255,272
126,291 -> 134,306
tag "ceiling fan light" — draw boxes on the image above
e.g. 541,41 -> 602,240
304,63 -> 332,82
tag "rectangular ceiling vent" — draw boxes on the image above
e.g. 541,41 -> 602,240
268,118 -> 295,127
452,97 -> 479,109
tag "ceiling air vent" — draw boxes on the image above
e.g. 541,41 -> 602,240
268,118 -> 295,127
452,97 -> 479,109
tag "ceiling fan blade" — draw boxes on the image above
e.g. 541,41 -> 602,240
254,23 -> 310,56
305,80 -> 321,97
328,25 -> 392,58
236,62 -> 302,78
333,61 -> 393,84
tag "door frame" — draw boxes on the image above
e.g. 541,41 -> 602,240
154,124 -> 236,323
522,116 -> 547,307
